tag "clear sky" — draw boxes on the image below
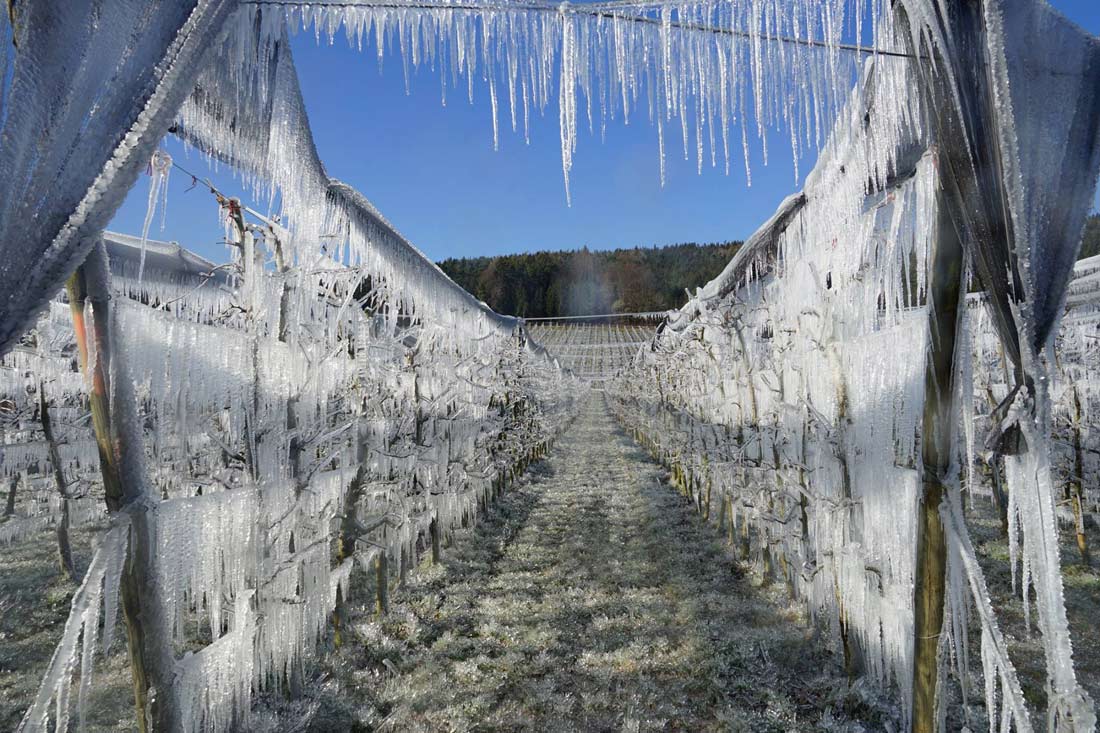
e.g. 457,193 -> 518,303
109,0 -> 1100,266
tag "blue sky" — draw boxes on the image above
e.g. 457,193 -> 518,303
110,0 -> 1100,265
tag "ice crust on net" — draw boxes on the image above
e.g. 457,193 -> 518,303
0,0 -> 239,358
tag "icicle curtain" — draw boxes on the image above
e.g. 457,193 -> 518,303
618,0 -> 1100,728
0,0 -> 237,357
241,0 -> 893,199
173,14 -> 556,357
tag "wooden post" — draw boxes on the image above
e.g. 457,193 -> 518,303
911,169 -> 965,733
1070,386 -> 1090,566
38,385 -> 76,581
376,550 -> 390,615
66,270 -> 122,509
334,462 -> 368,647
66,244 -> 177,733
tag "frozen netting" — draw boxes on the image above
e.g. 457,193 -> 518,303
609,0 -> 1100,729
0,0 -> 238,356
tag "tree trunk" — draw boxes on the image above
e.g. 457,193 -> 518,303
430,517 -> 442,564
399,540 -> 410,586
376,550 -> 390,615
987,453 -> 1010,537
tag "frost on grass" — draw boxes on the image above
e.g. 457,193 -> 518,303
296,400 -> 890,732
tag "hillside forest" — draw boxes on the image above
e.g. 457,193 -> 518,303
438,242 -> 742,317
440,214 -> 1100,318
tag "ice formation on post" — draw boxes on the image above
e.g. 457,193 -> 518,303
17,521 -> 129,733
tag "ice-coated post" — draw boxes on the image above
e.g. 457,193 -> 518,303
376,550 -> 390,615
911,177 -> 964,733
430,516 -> 442,564
67,242 -> 178,733
886,1 -> 970,727
38,386 -> 76,581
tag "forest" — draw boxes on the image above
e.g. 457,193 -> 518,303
442,215 -> 1100,318
438,241 -> 742,317
1080,213 -> 1100,259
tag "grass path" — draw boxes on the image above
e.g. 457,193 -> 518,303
323,397 -> 874,732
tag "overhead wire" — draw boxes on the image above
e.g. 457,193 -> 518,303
240,0 -> 919,59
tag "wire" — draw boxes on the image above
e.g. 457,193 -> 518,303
241,0 -> 918,59
167,158 -> 279,228
523,312 -> 666,321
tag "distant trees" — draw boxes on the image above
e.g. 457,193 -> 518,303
1079,213 -> 1100,260
439,241 -> 742,317
443,217 -> 1100,318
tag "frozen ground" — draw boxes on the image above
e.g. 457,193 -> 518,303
8,397 -> 1096,730
277,397 -> 891,732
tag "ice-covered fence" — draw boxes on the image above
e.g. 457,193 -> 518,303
0,231 -> 241,554
1053,256 -> 1100,536
525,314 -> 663,382
16,221 -> 574,732
610,68 -> 944,721
608,1 -> 1100,729
0,301 -> 103,553
172,11 -> 554,349
8,5 -> 573,731
966,254 -> 1100,565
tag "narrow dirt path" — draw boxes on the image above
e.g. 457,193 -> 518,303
330,398 -> 878,732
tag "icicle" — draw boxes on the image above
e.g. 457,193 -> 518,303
138,149 -> 173,286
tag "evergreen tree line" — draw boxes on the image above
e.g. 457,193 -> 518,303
440,214 -> 1100,319
1080,213 -> 1100,260
438,241 -> 742,317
